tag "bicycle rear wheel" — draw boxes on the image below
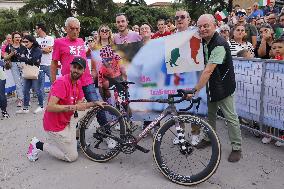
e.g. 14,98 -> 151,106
79,105 -> 126,162
152,114 -> 221,186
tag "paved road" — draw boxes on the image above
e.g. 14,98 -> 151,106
0,98 -> 284,189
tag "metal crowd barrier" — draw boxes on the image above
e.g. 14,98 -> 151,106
233,58 -> 284,144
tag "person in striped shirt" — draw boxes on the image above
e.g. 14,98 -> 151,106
229,24 -> 254,57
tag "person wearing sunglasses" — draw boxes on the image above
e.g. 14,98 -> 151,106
175,10 -> 192,32
15,35 -> 43,114
4,32 -> 26,107
114,13 -> 142,45
151,19 -> 172,39
229,24 -> 254,57
90,25 -> 114,84
236,9 -> 257,48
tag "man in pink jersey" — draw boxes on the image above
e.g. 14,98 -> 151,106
50,17 -> 115,147
27,57 -> 106,162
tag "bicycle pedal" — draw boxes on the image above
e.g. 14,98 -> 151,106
135,144 -> 150,153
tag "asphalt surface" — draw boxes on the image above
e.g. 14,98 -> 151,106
0,97 -> 284,189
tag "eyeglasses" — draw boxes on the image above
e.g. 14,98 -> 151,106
100,29 -> 110,33
220,30 -> 230,33
22,40 -> 29,43
175,15 -> 186,20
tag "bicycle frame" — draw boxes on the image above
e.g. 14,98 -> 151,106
133,101 -> 179,143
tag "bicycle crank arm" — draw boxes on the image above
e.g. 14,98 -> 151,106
134,144 -> 150,153
96,130 -> 125,144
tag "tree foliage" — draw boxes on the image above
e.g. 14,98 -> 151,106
174,0 -> 228,20
0,0 -> 229,42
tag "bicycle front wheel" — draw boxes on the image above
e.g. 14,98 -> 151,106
79,105 -> 126,162
152,114 -> 221,186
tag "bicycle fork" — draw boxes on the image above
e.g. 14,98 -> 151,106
173,116 -> 193,155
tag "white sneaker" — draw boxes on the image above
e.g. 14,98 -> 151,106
16,109 -> 29,114
104,137 -> 117,149
275,141 -> 284,147
191,135 -> 201,146
27,137 -> 40,162
33,106 -> 44,114
173,137 -> 179,145
261,137 -> 272,144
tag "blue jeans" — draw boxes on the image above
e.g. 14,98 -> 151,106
82,84 -> 107,126
38,65 -> 51,101
0,79 -> 7,111
11,62 -> 24,99
23,79 -> 43,109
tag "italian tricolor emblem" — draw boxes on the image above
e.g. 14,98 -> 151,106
259,0 -> 270,6
215,10 -> 229,21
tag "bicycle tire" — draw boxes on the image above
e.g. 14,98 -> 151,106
152,114 -> 221,186
79,105 -> 126,162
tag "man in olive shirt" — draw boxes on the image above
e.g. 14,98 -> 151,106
187,14 -> 242,162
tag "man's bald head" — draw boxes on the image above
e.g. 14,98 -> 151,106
197,14 -> 217,42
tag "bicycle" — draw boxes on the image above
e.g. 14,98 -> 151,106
78,80 -> 221,186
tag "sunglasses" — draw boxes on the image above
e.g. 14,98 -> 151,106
100,29 -> 110,33
175,15 -> 186,20
88,40 -> 93,42
22,40 -> 29,43
280,19 -> 284,22
236,13 -> 246,17
102,58 -> 113,63
116,13 -> 126,17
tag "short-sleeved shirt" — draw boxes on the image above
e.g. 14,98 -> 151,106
114,31 -> 142,44
36,35 -> 54,66
43,74 -> 84,132
52,37 -> 93,86
245,24 -> 257,44
204,44 -> 226,65
5,44 -> 26,62
229,40 -> 254,57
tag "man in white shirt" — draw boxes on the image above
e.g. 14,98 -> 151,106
35,23 -> 54,114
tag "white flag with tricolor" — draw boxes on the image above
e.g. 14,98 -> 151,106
165,29 -> 204,74
259,0 -> 270,6
215,10 -> 229,21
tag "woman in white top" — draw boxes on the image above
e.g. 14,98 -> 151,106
229,24 -> 254,57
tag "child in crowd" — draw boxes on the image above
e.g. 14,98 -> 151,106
98,45 -> 124,101
236,49 -> 254,58
271,39 -> 284,60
